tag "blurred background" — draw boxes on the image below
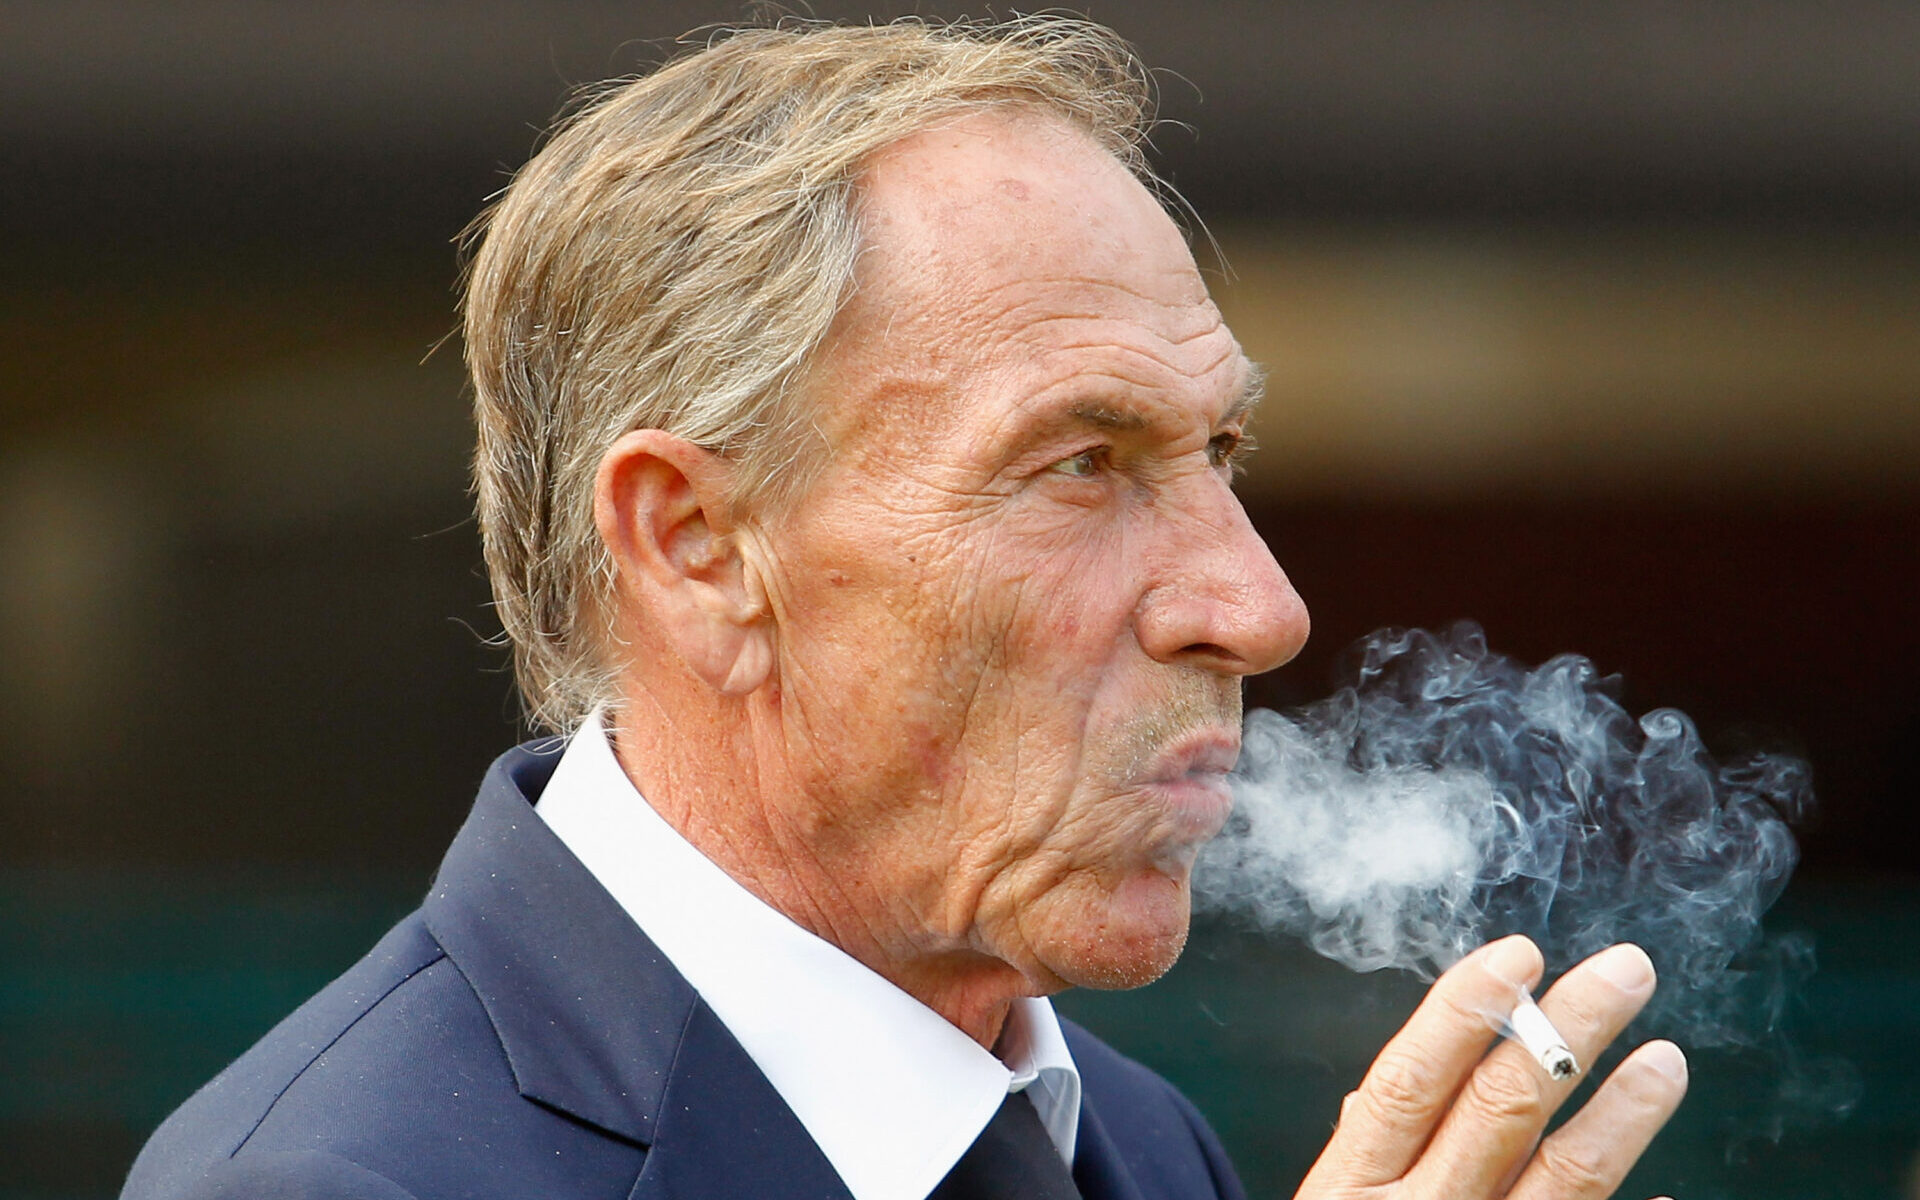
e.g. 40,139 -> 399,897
3,2 -> 1916,1197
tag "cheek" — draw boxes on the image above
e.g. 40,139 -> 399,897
995,517 -> 1134,661
945,526 -> 1147,819
774,494 -> 1134,816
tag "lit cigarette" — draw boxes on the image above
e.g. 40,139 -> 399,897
1509,993 -> 1580,1081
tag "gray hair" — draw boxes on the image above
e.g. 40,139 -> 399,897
462,17 -> 1157,733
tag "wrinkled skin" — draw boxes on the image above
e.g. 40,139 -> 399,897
600,109 -> 1306,1042
743,113 -> 1308,1031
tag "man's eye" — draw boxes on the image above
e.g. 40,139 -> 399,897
1048,449 -> 1106,477
1207,431 -> 1252,470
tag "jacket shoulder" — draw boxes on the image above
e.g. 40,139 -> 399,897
124,915 -> 447,1199
122,911 -> 644,1200
1062,1018 -> 1248,1200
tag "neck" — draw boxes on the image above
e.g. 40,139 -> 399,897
604,685 -> 1042,1048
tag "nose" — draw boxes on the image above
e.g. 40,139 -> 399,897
1134,482 -> 1309,677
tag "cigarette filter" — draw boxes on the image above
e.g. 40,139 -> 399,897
1509,993 -> 1580,1081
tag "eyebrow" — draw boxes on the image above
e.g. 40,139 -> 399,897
1061,362 -> 1265,434
1228,363 -> 1267,424
1064,401 -> 1151,432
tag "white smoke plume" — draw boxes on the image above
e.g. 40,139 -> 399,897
1197,622 -> 1856,1126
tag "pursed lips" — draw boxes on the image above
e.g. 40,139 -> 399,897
1141,730 -> 1240,845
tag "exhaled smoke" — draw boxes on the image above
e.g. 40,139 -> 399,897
1197,622 -> 1857,1128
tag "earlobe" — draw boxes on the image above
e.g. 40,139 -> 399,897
594,430 -> 776,696
714,622 -> 774,696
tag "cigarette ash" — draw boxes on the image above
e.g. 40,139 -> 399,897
1509,990 -> 1580,1081
1195,621 -> 1858,1131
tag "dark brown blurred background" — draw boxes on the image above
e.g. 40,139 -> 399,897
3,3 -> 1917,1198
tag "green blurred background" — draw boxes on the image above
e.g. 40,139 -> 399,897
4,3 -> 1917,1198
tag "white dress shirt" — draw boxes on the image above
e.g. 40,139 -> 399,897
535,711 -> 1082,1200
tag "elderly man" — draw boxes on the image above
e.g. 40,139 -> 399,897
123,19 -> 1686,1200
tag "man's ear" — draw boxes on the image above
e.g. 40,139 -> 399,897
594,430 -> 773,696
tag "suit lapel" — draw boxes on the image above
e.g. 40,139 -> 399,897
1070,1099 -> 1150,1200
424,743 -> 685,1144
629,999 -> 853,1200
424,744 -> 849,1197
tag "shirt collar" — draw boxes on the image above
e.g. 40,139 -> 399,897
534,711 -> 1080,1200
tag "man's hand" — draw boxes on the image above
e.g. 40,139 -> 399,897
1298,936 -> 1688,1200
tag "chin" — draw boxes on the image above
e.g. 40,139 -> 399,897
1036,869 -> 1194,991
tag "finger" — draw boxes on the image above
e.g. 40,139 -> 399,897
1308,935 -> 1543,1187
1507,1039 -> 1689,1200
1406,942 -> 1659,1196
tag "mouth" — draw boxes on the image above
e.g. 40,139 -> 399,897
1141,729 -> 1240,844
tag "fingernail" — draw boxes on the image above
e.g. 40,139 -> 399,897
1479,935 -> 1540,987
1590,943 -> 1656,994
1635,1039 -> 1689,1085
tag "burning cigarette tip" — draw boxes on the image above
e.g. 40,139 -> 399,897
1509,992 -> 1581,1081
1539,1045 -> 1579,1081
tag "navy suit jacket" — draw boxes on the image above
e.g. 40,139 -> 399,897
122,744 -> 1248,1200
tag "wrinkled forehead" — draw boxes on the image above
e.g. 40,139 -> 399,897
803,111 -> 1235,453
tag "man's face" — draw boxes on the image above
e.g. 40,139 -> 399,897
750,112 -> 1308,996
